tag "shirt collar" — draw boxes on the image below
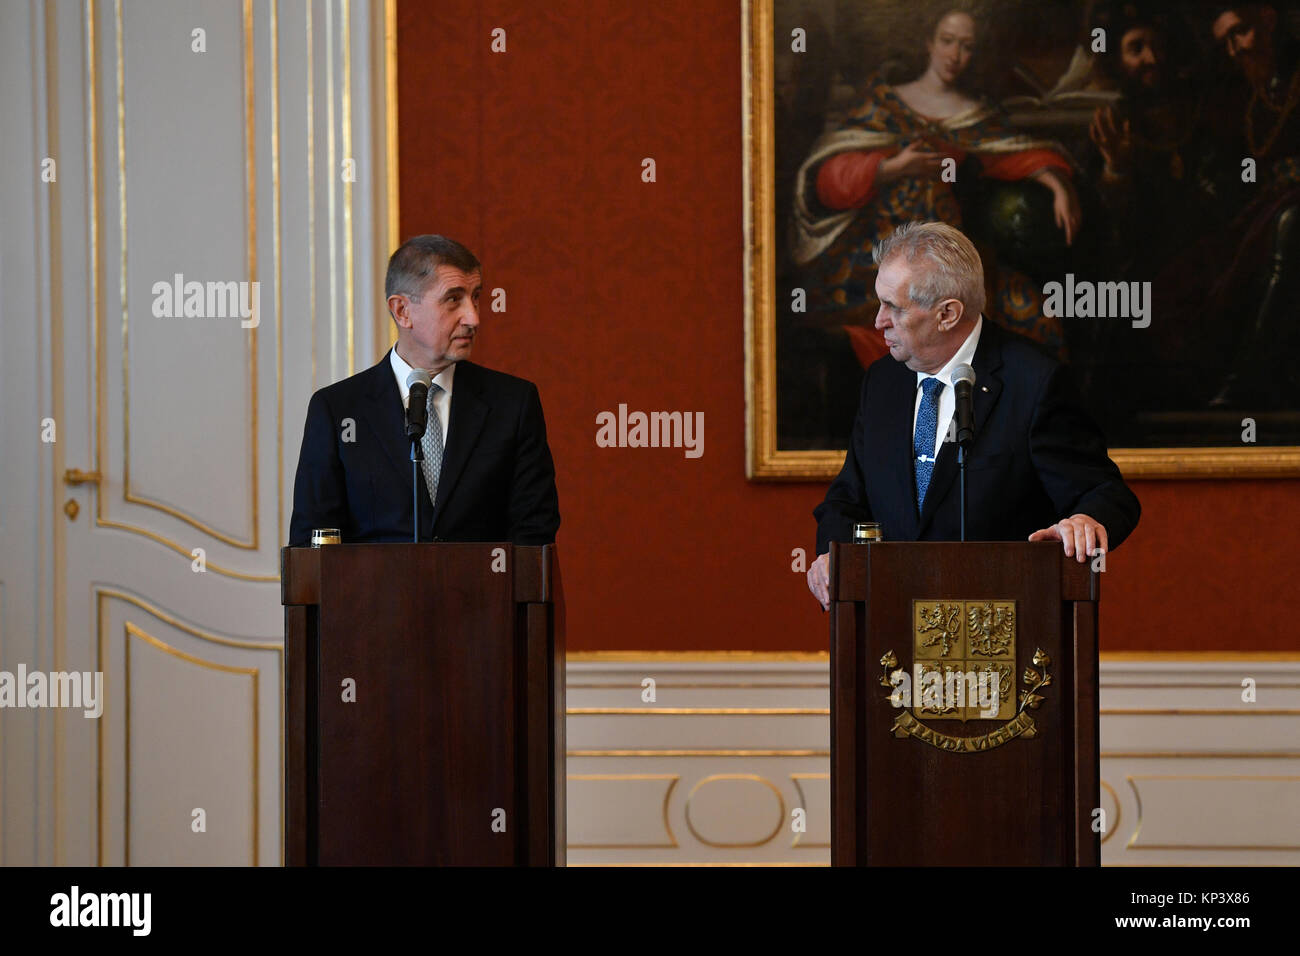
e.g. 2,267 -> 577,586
916,315 -> 983,389
390,345 -> 456,406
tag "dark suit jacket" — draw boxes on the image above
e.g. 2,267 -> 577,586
288,353 -> 560,546
814,320 -> 1139,553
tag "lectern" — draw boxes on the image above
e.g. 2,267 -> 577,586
829,541 -> 1099,866
281,542 -> 564,866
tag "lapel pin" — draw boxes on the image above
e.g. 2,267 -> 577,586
981,386 -> 989,392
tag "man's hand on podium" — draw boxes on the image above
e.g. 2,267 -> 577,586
807,551 -> 830,611
809,516 -> 1106,613
1028,513 -> 1108,563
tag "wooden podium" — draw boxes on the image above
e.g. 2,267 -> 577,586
281,542 -> 564,866
828,541 -> 1099,866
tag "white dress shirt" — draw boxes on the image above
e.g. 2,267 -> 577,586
390,346 -> 455,448
911,316 -> 983,461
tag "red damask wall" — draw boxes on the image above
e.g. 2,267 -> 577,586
396,0 -> 1297,652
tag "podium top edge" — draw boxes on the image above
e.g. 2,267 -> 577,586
280,543 -> 554,605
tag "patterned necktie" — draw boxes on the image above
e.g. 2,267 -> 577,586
421,382 -> 444,508
914,377 -> 944,511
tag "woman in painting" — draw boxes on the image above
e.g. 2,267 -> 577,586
791,5 -> 1081,367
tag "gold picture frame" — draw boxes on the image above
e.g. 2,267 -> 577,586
741,0 -> 1300,480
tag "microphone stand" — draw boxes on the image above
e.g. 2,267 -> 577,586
410,437 -> 423,544
404,371 -> 433,544
953,364 -> 976,544
957,442 -> 967,542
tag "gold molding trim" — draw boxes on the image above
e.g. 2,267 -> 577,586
685,774 -> 786,848
1111,446 -> 1300,478
365,0 -> 398,358
751,447 -> 1300,481
122,622 -> 259,866
325,0 -> 340,377
567,862 -> 830,867
306,0 -> 316,391
1100,779 -> 1121,846
741,0 -> 775,480
1125,774 -> 1300,851
383,0 -> 398,253
567,651 -> 829,662
326,0 -> 338,379
271,0 -> 283,546
94,588 -> 282,653
1100,651 -> 1300,662
567,650 -> 1296,664
268,0 -> 285,863
1101,708 -> 1300,715
115,0 -> 260,549
341,0 -> 354,376
568,682 -> 829,689
93,588 -> 281,867
568,707 -> 829,716
740,0 -> 1299,480
568,749 -> 830,757
1104,683 -> 1300,689
0,582 -> 4,857
565,774 -> 679,849
1124,775 -> 1144,849
47,0 -> 68,865
85,0 -> 104,869
86,0 -> 276,579
90,521 -> 277,581
790,772 -> 830,849
1102,751 -> 1300,758
381,0 -> 398,353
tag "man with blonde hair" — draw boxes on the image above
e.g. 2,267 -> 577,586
806,221 -> 1139,609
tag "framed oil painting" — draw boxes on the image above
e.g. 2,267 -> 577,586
745,0 -> 1300,478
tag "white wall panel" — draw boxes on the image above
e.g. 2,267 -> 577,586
566,657 -> 1300,866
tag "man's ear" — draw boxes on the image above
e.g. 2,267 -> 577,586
387,294 -> 411,329
936,298 -> 964,331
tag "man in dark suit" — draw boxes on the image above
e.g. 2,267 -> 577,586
288,235 -> 559,546
807,221 -> 1139,609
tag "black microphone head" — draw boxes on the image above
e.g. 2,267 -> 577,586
405,369 -> 432,440
953,364 -> 976,387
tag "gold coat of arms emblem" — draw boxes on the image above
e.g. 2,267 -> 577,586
879,599 -> 1052,752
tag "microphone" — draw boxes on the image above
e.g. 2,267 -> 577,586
953,364 -> 976,448
405,369 -> 432,440
951,364 -> 976,543
405,369 -> 433,544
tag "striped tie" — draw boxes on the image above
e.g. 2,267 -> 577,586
421,382 -> 444,508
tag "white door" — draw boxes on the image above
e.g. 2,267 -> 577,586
1,0 -> 393,866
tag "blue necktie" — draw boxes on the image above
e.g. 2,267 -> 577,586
914,377 -> 944,511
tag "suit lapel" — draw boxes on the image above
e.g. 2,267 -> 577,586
431,360 -> 489,527
360,352 -> 414,482
916,319 -> 1005,537
967,319 -> 1005,446
881,359 -> 921,541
